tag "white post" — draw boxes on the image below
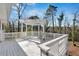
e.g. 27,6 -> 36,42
21,22 -> 23,38
43,25 -> 44,34
21,22 -> 23,32
42,25 -> 45,39
38,25 -> 40,36
26,24 -> 27,36
31,25 -> 33,36
0,20 -> 2,30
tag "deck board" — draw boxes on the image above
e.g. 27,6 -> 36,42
18,40 -> 40,56
0,40 -> 26,56
0,39 -> 41,56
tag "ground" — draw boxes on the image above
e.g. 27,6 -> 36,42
67,41 -> 79,56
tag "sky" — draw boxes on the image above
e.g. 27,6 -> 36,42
9,3 -> 79,26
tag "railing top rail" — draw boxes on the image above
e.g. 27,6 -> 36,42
40,34 -> 68,46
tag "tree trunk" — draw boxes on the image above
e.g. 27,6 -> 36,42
59,21 -> 62,33
18,21 -> 20,32
12,21 -> 15,32
52,14 -> 54,32
64,25 -> 66,34
72,20 -> 75,44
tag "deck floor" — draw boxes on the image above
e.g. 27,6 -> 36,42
0,39 -> 40,56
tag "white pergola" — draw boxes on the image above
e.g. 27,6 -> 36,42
19,19 -> 47,36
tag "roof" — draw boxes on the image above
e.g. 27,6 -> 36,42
18,19 -> 48,26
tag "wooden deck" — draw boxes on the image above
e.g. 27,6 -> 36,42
0,40 -> 27,56
0,32 -> 68,56
0,38 -> 41,56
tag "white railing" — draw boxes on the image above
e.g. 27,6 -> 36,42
4,31 -> 40,40
0,30 -> 5,41
4,32 -> 27,40
38,33 -> 68,56
5,32 -> 18,40
4,32 -> 68,56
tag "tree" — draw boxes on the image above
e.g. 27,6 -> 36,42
45,5 -> 57,32
8,21 -> 12,32
13,3 -> 27,19
12,21 -> 15,32
72,11 -> 79,46
13,3 -> 27,32
58,12 -> 64,33
28,16 -> 39,19
72,12 -> 77,45
17,20 -> 21,32
64,17 -> 67,34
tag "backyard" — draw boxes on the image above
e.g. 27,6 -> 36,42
0,3 -> 79,56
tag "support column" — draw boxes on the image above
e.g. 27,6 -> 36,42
42,25 -> 45,39
0,20 -> 2,30
21,22 -> 23,32
26,24 -> 27,36
43,25 -> 45,34
31,25 -> 33,36
38,25 -> 40,36
21,22 -> 23,38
